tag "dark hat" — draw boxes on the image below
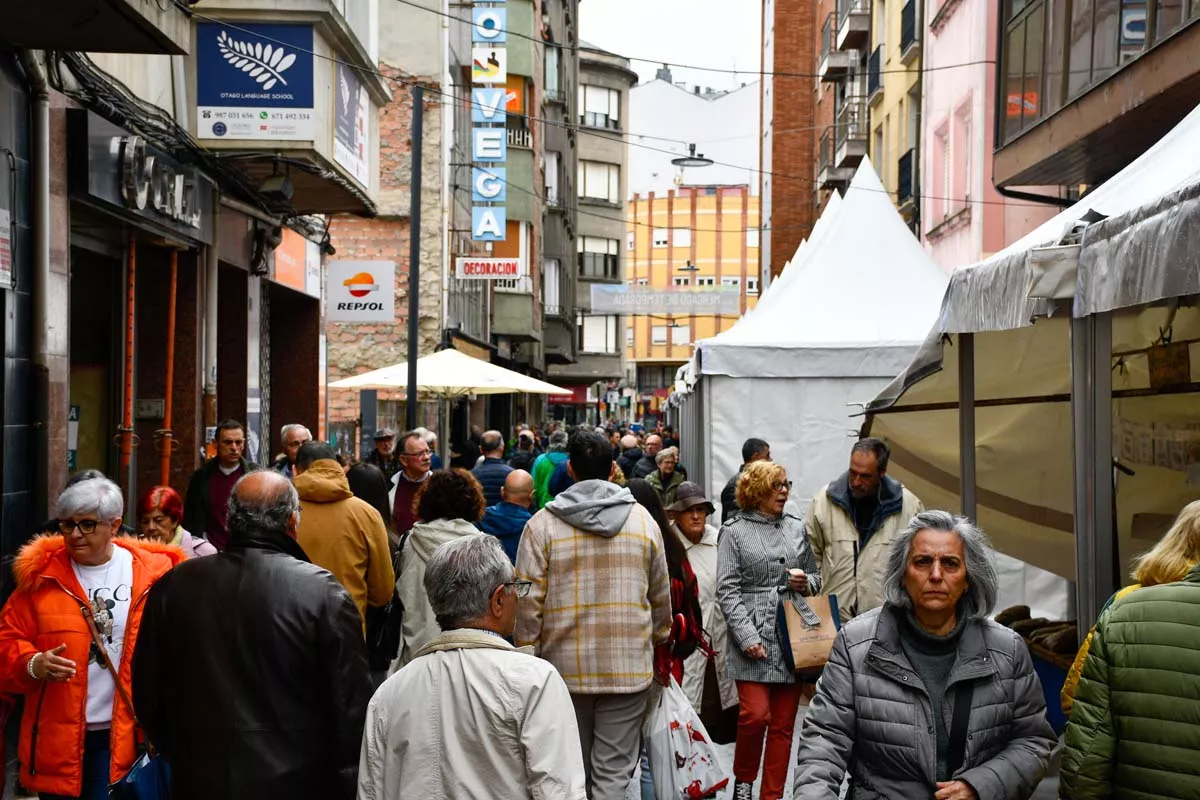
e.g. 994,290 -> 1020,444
373,427 -> 396,440
668,481 -> 714,514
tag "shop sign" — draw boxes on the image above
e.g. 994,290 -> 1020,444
333,61 -> 370,187
0,209 -> 11,289
67,405 -> 80,471
326,260 -> 395,322
456,257 -> 522,279
196,23 -> 316,141
471,0 -> 507,242
117,136 -> 205,231
273,228 -> 308,293
548,385 -> 589,404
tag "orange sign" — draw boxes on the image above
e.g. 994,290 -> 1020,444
1006,91 -> 1039,118
274,228 -> 307,292
506,75 -> 525,113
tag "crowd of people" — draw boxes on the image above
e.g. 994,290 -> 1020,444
0,416 -> 1197,800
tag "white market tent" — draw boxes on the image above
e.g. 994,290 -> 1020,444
677,159 -> 949,526
328,348 -> 569,396
865,101 -> 1200,624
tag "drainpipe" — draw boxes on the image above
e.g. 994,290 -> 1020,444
159,249 -> 179,485
204,189 -> 219,437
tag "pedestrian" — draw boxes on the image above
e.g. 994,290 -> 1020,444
516,429 -> 672,800
1060,534 -> 1200,798
720,438 -> 771,526
478,469 -> 535,563
294,442 -> 395,632
630,434 -> 663,479
531,430 -> 570,508
132,471 -> 372,800
646,446 -> 685,509
0,478 -> 181,799
617,434 -> 643,478
806,437 -> 924,622
346,462 -> 395,537
662,426 -> 678,449
182,419 -> 257,550
389,430 -> 433,536
365,428 -> 403,481
358,534 -> 587,800
508,429 -> 540,471
471,429 -> 513,507
716,461 -> 821,800
795,510 -> 1055,800
272,423 -> 312,480
396,469 -> 486,667
668,482 -> 737,741
135,485 -> 218,558
1061,499 -> 1200,718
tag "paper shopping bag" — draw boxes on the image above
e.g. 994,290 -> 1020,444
775,593 -> 841,676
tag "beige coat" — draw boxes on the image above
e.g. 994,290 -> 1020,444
805,473 -> 923,622
359,629 -> 587,800
673,522 -> 737,711
395,517 -> 481,668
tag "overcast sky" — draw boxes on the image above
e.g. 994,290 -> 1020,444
578,1 -> 762,91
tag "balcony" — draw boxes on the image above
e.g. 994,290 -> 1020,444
494,277 -> 541,342
867,45 -> 884,105
549,352 -> 622,384
818,128 -> 854,188
897,148 -> 915,211
900,0 -> 921,65
3,0 -> 191,53
543,259 -> 576,365
507,125 -> 534,150
818,13 -> 853,82
837,0 -> 871,51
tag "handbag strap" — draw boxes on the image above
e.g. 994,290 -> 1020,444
80,602 -> 154,752
945,680 -> 973,778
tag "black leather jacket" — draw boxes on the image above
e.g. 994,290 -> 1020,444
132,525 -> 372,800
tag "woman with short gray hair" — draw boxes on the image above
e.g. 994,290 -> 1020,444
795,510 -> 1056,800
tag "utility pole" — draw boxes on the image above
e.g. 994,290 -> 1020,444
406,85 -> 424,432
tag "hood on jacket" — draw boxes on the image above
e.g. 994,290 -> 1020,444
408,517 -> 481,561
12,533 -> 185,591
827,471 -> 904,528
545,479 -> 635,537
295,459 -> 354,504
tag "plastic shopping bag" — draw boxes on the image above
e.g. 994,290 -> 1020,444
646,676 -> 731,799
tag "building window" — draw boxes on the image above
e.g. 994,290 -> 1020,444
578,237 -> 620,279
579,84 -> 621,129
697,276 -> 716,286
747,277 -> 760,294
671,324 -> 691,345
673,276 -> 691,286
720,276 -> 741,287
746,228 -> 760,248
578,160 -> 620,203
579,314 -> 620,353
544,45 -> 561,101
627,230 -> 636,250
652,228 -> 669,247
626,326 -> 634,347
672,228 -> 692,247
651,325 -> 668,344
545,151 -> 560,206
543,258 -> 562,316
637,277 -> 649,286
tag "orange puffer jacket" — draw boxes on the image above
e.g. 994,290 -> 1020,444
0,535 -> 182,796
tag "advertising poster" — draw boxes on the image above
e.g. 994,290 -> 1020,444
326,260 -> 396,322
334,61 -> 371,187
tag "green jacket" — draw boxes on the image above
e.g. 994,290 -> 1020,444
1060,563 -> 1200,799
531,450 -> 568,509
646,470 -> 685,510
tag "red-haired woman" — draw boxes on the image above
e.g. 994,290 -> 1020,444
136,486 -> 218,559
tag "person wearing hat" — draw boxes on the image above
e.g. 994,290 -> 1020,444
365,428 -> 403,481
669,483 -> 737,744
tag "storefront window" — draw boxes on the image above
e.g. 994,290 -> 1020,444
1092,0 -> 1121,85
1068,0 -> 1095,97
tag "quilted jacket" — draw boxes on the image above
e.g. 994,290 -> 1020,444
1060,564 -> 1200,799
794,605 -> 1055,800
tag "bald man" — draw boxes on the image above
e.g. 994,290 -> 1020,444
133,470 -> 372,800
616,434 -> 643,479
478,469 -> 535,563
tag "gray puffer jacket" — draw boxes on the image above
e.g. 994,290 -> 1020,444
795,605 -> 1055,800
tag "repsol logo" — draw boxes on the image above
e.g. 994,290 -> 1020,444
336,302 -> 385,311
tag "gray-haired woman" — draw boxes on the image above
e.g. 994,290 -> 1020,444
794,510 -> 1056,800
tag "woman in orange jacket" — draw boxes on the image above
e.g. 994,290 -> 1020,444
0,477 -> 181,799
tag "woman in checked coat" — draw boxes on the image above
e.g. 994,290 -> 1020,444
716,461 -> 821,800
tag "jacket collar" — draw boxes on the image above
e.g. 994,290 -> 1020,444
227,526 -> 311,562
866,604 -> 995,688
415,627 -> 522,658
412,517 -> 482,537
205,456 -> 254,475
826,471 -> 904,528
12,534 -> 184,599
672,522 -> 718,549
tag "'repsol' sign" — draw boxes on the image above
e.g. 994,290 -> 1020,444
456,257 -> 522,279
326,260 -> 396,322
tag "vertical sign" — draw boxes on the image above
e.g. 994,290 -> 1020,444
67,405 -> 80,471
472,3 -> 507,242
0,209 -> 11,289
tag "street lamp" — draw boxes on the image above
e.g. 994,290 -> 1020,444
671,143 -> 714,168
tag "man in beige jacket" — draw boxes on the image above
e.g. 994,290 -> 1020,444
805,438 -> 923,622
359,534 -> 586,800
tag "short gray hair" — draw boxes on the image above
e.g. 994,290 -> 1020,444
56,478 -> 124,521
227,476 -> 299,538
425,534 -> 514,630
655,446 -> 679,466
883,510 -> 998,620
280,423 -> 311,443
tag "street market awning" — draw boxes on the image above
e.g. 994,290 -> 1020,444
328,348 -> 569,397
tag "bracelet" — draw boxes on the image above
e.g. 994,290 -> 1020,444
27,652 -> 40,681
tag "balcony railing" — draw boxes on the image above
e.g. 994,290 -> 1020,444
836,0 -> 871,51
821,13 -> 835,66
837,0 -> 870,27
897,148 -> 915,205
496,275 -> 535,294
818,127 -> 836,176
507,125 -> 533,149
835,100 -> 869,153
900,0 -> 920,63
867,46 -> 883,101
819,13 -> 852,81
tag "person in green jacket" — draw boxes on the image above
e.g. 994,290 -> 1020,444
1061,501 -> 1200,799
531,430 -> 569,509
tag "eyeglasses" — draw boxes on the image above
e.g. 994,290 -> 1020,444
58,519 -> 103,536
504,580 -> 533,598
771,480 -> 793,492
402,450 -> 432,460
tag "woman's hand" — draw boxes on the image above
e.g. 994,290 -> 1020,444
744,643 -> 768,660
31,644 -> 76,681
787,569 -> 809,594
934,781 -> 978,800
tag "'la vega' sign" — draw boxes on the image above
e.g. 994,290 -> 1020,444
116,136 -> 204,230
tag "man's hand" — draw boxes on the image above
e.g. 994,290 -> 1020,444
934,781 -> 977,800
32,644 -> 76,681
744,643 -> 768,660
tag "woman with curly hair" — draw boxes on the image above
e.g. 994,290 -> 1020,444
394,468 -> 486,668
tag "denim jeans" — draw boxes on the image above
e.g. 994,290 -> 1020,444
40,728 -> 110,800
639,744 -> 655,799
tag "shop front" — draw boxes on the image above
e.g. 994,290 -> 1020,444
546,384 -> 598,427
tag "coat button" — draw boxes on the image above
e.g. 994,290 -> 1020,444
901,675 -> 908,681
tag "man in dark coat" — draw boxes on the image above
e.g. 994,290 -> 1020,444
471,430 -> 513,507
616,434 -> 643,478
133,471 -> 371,800
182,419 -> 258,550
720,437 -> 770,526
630,434 -> 664,479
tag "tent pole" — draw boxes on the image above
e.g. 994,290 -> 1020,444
957,334 -> 977,520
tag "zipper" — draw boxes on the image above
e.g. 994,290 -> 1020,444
28,682 -> 47,775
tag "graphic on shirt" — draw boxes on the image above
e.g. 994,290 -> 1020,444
86,592 -> 118,665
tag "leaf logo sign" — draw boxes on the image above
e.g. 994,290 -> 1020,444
217,30 -> 297,92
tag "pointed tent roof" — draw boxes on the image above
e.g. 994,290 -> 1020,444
698,159 -> 948,378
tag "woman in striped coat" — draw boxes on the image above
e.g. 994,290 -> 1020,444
716,461 -> 821,800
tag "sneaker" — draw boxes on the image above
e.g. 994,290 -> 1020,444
733,780 -> 754,800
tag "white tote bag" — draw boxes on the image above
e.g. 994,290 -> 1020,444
645,677 -> 731,799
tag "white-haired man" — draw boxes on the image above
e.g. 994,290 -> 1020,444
272,424 -> 312,480
359,534 -> 586,799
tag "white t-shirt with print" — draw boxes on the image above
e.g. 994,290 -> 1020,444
72,545 -> 134,727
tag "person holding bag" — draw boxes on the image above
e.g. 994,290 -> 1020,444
716,461 -> 820,800
0,478 -> 181,800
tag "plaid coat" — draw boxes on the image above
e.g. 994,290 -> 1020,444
515,500 -> 672,694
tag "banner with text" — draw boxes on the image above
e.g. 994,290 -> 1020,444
590,285 -> 741,315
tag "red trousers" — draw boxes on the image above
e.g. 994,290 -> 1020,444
733,681 -> 802,800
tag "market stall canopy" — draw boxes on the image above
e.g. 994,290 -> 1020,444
697,160 -> 948,379
328,348 -> 569,396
